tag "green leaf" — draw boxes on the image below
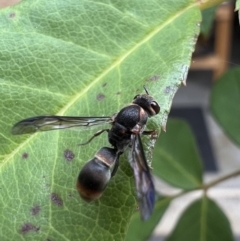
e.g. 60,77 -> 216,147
199,0 -> 228,10
210,67 -> 240,147
125,197 -> 171,241
166,196 -> 235,241
152,119 -> 203,189
237,1 -> 240,26
200,6 -> 217,37
236,0 -> 240,11
0,0 -> 201,240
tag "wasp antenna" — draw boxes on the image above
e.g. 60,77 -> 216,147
143,85 -> 149,95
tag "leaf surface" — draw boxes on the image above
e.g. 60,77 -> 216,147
152,119 -> 203,189
236,0 -> 240,11
210,67 -> 240,147
125,197 -> 171,241
166,196 -> 234,241
0,0 -> 200,240
200,6 -> 217,37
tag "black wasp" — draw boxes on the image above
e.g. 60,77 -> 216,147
12,86 -> 160,220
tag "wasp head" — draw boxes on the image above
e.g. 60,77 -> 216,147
132,93 -> 160,117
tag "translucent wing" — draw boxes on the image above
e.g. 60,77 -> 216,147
12,116 -> 112,135
129,134 -> 155,220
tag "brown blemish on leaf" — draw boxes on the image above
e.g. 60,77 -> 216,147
64,149 -> 75,162
20,223 -> 40,234
96,93 -> 105,101
51,193 -> 63,206
102,83 -> 107,87
116,91 -> 121,95
31,205 -> 40,216
22,152 -> 28,159
9,12 -> 16,18
164,86 -> 171,94
146,75 -> 160,82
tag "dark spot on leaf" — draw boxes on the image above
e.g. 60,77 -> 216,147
42,175 -> 45,178
96,93 -> 105,101
46,239 -> 52,241
64,149 -> 75,162
116,91 -> 121,95
9,12 -> 16,18
102,83 -> 107,87
31,205 -> 40,216
164,86 -> 171,94
22,152 -> 28,159
146,75 -> 160,82
51,193 -> 63,206
20,223 -> 40,234
68,192 -> 73,198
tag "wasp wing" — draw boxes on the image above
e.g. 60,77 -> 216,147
129,134 -> 155,220
12,116 -> 112,135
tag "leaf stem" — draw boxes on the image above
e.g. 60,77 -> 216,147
168,170 -> 240,200
203,170 -> 240,190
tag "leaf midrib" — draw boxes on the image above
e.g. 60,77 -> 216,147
160,149 -> 201,186
0,81 -> 68,97
58,3 -> 196,115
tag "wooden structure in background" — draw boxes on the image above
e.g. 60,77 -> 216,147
191,3 -> 234,80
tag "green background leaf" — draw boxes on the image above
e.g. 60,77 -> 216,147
0,0 -> 200,240
166,196 -> 234,241
236,0 -> 240,11
210,67 -> 240,147
200,6 -> 217,37
152,119 -> 203,189
125,197 -> 171,241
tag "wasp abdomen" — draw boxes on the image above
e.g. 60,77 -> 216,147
76,147 -> 117,202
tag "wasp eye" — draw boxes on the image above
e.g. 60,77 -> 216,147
151,101 -> 160,114
133,94 -> 140,100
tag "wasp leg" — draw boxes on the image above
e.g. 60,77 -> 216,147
142,130 -> 157,136
78,129 -> 109,146
111,156 -> 119,177
111,151 -> 123,177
